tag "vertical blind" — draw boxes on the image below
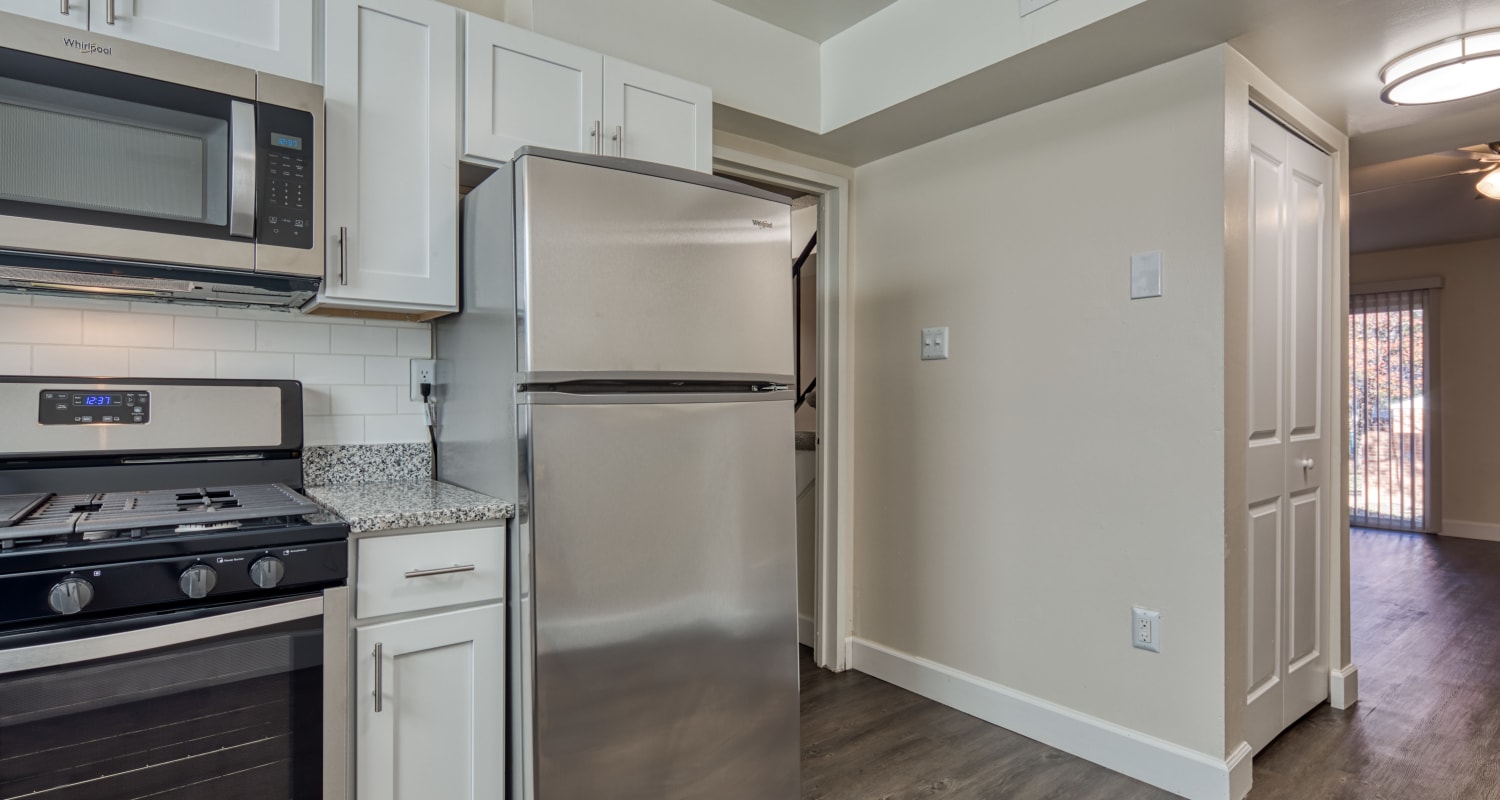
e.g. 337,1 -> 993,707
1348,290 -> 1430,531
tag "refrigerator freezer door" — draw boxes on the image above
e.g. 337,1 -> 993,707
516,154 -> 794,381
523,393 -> 800,799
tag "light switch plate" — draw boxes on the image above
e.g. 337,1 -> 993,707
1131,250 -> 1163,299
921,327 -> 949,360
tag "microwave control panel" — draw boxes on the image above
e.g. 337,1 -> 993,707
38,390 -> 151,425
257,103 -> 314,250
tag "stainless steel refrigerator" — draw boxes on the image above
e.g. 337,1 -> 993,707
435,148 -> 800,800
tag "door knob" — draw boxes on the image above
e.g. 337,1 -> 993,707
1300,458 -> 1315,470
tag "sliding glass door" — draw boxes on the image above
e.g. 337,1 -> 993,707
1349,288 -> 1438,531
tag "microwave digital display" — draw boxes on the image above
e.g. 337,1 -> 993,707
271,133 -> 303,150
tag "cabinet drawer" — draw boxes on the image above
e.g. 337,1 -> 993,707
357,525 -> 505,618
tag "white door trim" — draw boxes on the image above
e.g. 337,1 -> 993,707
713,145 -> 853,671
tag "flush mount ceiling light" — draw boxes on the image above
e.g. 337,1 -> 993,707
1381,29 -> 1500,104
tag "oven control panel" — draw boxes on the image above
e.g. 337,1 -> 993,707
38,390 -> 151,425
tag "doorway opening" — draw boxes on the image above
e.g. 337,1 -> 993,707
1347,287 -> 1438,532
712,147 -> 852,673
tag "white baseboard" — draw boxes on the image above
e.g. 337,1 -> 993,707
1440,519 -> 1500,542
848,637 -> 1247,800
798,613 -> 814,648
1329,664 -> 1359,710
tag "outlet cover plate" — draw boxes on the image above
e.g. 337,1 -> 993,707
1131,250 -> 1163,299
1132,607 -> 1161,653
409,359 -> 436,402
921,327 -> 949,361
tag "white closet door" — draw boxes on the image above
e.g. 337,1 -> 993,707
1244,106 -> 1333,753
463,13 -> 603,163
602,57 -> 712,173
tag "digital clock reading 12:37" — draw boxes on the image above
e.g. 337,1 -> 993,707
73,394 -> 119,406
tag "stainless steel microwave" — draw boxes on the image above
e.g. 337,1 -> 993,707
0,13 -> 323,307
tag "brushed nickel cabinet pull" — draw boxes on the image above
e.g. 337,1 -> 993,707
105,0 -> 116,24
338,226 -> 349,286
404,564 -> 476,579
373,642 -> 384,712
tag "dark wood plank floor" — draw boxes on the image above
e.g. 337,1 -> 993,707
801,528 -> 1500,799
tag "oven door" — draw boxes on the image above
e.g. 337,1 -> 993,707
0,589 -> 348,800
0,44 -> 256,272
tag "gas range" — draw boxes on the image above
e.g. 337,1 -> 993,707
0,377 -> 348,631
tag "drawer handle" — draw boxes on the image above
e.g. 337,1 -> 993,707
404,564 -> 476,579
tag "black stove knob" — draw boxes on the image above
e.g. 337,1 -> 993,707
48,577 -> 94,615
179,564 -> 218,599
249,556 -> 286,589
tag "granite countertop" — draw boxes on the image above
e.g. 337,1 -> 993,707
305,480 -> 514,534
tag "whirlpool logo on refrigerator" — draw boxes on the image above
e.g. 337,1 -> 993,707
752,219 -> 774,229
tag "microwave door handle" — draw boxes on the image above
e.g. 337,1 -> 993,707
229,100 -> 256,239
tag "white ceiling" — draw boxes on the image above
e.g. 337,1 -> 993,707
709,0 -> 900,42
1350,148 -> 1500,252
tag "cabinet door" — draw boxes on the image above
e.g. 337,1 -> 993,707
323,0 -> 459,311
86,0 -> 315,81
602,58 -> 712,173
356,604 -> 504,800
0,0 -> 87,28
463,13 -> 602,163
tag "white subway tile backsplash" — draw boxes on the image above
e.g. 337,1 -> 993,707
0,344 -> 30,374
216,351 -> 296,380
331,325 -> 397,356
306,415 -> 365,446
365,414 -> 428,444
295,354 -> 365,385
84,311 -> 174,348
258,321 -> 330,353
33,345 -> 129,375
396,327 -> 431,357
3,302 -> 431,445
176,317 -> 256,351
303,385 -> 332,416
0,307 -> 81,345
364,356 -> 409,385
130,348 -> 216,378
32,295 -> 123,311
330,384 -> 398,415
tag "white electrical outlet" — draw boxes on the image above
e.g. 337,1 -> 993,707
409,359 -> 436,402
921,327 -> 950,361
1132,607 -> 1161,653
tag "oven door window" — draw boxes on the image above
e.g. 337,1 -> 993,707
0,604 -> 323,800
0,48 -> 237,240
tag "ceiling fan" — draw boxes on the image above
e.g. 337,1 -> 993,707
1433,142 -> 1500,199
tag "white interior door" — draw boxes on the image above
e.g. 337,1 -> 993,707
1245,107 -> 1333,753
90,0 -> 315,81
463,13 -> 603,163
602,57 -> 712,173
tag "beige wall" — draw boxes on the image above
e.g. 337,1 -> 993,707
849,47 -> 1229,757
1352,237 -> 1500,529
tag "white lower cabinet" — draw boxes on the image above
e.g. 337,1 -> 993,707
355,603 -> 504,800
351,523 -> 507,800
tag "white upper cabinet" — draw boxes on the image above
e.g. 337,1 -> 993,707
462,14 -> 712,172
319,0 -> 459,315
464,13 -> 602,163
88,0 -> 316,82
604,57 -> 712,173
0,1 -> 314,80
0,0 -> 87,29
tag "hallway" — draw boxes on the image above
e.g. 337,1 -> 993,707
801,528 -> 1500,799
